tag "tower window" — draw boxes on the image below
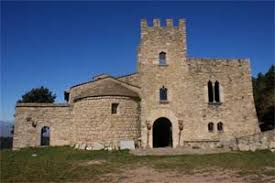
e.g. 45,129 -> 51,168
111,103 -> 119,114
159,52 -> 166,65
208,80 -> 221,104
208,122 -> 214,132
160,86 -> 168,101
217,122 -> 223,132
208,81 -> 214,103
215,81 -> 220,102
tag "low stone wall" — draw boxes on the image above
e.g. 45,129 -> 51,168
181,130 -> 275,152
13,103 -> 72,150
183,140 -> 224,150
235,130 -> 275,151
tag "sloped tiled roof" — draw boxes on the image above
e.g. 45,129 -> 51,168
74,79 -> 139,101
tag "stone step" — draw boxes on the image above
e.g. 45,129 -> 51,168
130,147 -> 231,156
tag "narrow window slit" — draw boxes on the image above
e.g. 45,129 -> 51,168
159,52 -> 166,65
160,86 -> 168,101
111,103 -> 119,114
208,81 -> 214,103
215,81 -> 220,102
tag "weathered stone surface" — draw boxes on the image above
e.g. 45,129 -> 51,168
13,19 -> 264,151
79,144 -> 86,150
270,142 -> 275,149
120,140 -> 135,150
72,96 -> 140,148
137,19 -> 259,148
238,144 -> 250,151
86,145 -> 92,151
13,103 -> 72,150
235,130 -> 275,151
92,142 -> 104,151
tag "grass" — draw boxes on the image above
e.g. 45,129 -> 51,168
1,146 -> 275,182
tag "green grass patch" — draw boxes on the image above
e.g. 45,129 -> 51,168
1,147 -> 274,182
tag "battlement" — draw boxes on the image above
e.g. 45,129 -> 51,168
141,18 -> 186,30
138,18 -> 187,68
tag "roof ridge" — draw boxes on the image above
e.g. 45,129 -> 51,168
74,79 -> 140,101
70,75 -> 140,90
116,72 -> 137,78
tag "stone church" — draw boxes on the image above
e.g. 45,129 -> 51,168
13,19 -> 260,150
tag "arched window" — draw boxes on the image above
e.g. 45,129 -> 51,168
160,86 -> 168,101
41,126 -> 50,146
208,80 -> 221,104
208,122 -> 214,132
217,122 -> 223,132
159,52 -> 166,65
215,81 -> 220,102
208,81 -> 214,102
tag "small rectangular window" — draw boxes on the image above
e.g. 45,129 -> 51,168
160,87 -> 168,101
159,52 -> 166,65
111,103 -> 119,114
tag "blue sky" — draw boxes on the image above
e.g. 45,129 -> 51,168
1,1 -> 274,122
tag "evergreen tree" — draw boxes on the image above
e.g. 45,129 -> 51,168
17,86 -> 56,103
253,65 -> 275,131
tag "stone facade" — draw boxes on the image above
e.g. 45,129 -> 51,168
13,19 -> 261,150
13,103 -> 72,149
235,130 -> 275,151
72,96 -> 140,150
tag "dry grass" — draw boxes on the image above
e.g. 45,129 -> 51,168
1,146 -> 275,182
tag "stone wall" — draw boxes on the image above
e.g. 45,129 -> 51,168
183,140 -> 222,150
72,96 -> 141,150
13,103 -> 72,150
13,96 -> 141,150
117,73 -> 140,87
184,58 -> 260,142
138,19 -> 259,148
235,130 -> 275,151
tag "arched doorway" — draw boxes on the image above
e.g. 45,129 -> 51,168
153,117 -> 172,148
41,126 -> 50,146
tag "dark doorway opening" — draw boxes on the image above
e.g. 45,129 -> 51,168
41,126 -> 50,146
153,117 -> 172,148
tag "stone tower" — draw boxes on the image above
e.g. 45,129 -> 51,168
138,19 -> 190,148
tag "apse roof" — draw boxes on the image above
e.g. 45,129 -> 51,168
74,78 -> 139,101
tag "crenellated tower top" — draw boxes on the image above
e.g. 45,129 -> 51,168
138,18 -> 187,70
140,18 -> 186,31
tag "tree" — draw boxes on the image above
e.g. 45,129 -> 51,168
17,86 -> 56,103
253,65 -> 275,131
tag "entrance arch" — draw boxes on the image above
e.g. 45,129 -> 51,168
40,126 -> 50,146
153,117 -> 172,148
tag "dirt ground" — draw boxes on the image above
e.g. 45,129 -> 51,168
100,166 -> 275,183
2,147 -> 275,183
